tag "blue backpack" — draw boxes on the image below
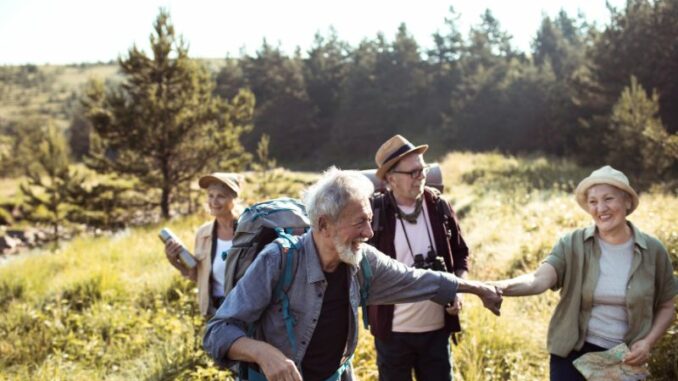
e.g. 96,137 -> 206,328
222,198 -> 372,380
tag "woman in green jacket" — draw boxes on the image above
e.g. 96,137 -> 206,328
494,165 -> 677,381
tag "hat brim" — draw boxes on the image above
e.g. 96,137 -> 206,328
198,175 -> 240,196
376,144 -> 429,180
575,178 -> 639,215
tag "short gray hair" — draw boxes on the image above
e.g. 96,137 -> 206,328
303,166 -> 375,230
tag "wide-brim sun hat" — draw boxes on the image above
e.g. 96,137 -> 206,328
198,172 -> 241,197
375,134 -> 429,180
574,165 -> 639,215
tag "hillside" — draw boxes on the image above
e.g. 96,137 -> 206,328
0,59 -> 226,131
0,64 -> 118,130
0,152 -> 676,380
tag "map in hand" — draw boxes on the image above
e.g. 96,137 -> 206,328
572,343 -> 650,381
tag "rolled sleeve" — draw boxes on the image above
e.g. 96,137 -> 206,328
655,242 -> 678,304
431,272 -> 459,304
203,319 -> 248,368
203,243 -> 283,368
544,237 -> 567,291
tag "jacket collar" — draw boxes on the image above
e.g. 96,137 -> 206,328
584,221 -> 647,250
197,220 -> 216,240
303,230 -> 360,284
303,231 -> 328,284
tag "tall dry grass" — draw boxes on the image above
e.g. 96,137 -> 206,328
1,153 -> 675,380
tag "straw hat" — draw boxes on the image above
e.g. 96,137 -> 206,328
198,172 -> 241,197
574,165 -> 639,215
375,135 -> 428,179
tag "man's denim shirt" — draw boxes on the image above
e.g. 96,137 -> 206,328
203,230 -> 459,378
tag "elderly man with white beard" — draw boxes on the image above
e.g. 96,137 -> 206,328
203,167 -> 503,381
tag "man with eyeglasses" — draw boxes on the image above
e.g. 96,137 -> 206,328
203,167 -> 502,381
368,135 -> 470,381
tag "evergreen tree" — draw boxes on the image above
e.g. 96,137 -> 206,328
332,37 -> 383,161
303,29 -> 350,160
67,112 -> 91,161
426,6 -> 465,137
380,24 -> 428,136
239,40 -> 318,164
607,76 -> 677,182
66,172 -> 139,230
82,10 -> 253,219
531,11 -> 590,156
445,10 -> 518,151
20,124 -> 82,245
577,0 -> 678,163
214,58 -> 247,101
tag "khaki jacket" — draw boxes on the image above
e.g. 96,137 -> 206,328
193,221 -> 216,316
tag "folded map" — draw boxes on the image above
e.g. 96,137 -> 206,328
572,343 -> 650,381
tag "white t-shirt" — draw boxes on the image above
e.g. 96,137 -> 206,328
392,201 -> 445,333
211,238 -> 233,298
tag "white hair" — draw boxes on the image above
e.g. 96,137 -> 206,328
303,166 -> 375,230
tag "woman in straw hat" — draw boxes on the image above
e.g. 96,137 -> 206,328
493,165 -> 677,380
164,172 -> 242,317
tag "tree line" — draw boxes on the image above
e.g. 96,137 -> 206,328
207,0 -> 677,180
1,0 -> 677,237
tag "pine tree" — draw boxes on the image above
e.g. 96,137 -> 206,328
20,124 -> 82,245
82,9 -> 253,219
607,76 -> 677,182
239,40 -> 318,164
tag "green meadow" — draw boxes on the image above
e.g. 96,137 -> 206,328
1,153 -> 676,380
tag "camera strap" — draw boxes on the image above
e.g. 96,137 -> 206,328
395,196 -> 435,264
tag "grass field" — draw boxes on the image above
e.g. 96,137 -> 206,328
0,152 -> 676,380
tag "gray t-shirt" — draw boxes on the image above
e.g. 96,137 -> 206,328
586,237 -> 634,348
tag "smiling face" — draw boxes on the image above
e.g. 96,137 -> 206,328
206,184 -> 235,218
385,153 -> 426,204
327,197 -> 374,266
586,184 -> 631,237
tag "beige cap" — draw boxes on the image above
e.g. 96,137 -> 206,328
574,165 -> 639,215
375,135 -> 428,180
198,172 -> 241,196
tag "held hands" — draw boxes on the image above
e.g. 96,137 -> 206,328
478,283 -> 503,316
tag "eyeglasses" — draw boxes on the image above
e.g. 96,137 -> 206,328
390,165 -> 430,179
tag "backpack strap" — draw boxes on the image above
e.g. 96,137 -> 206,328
369,192 -> 387,246
358,254 -> 372,329
272,229 -> 301,354
429,188 -> 454,238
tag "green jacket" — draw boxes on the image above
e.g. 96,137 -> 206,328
544,221 -> 677,357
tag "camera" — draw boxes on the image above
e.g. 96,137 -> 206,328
413,249 -> 446,271
159,228 -> 197,269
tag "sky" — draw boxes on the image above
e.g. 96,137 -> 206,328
0,0 -> 627,65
